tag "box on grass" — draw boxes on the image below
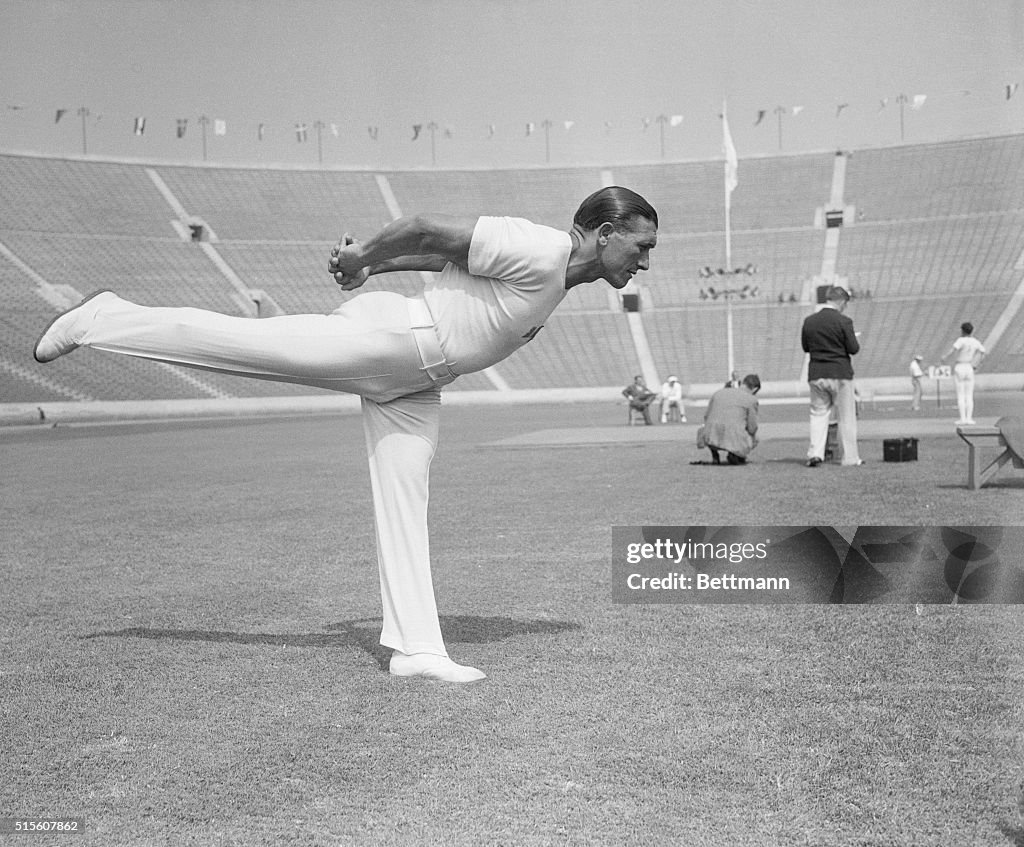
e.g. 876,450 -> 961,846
883,438 -> 918,462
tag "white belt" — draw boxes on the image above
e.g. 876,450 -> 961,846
406,297 -> 457,388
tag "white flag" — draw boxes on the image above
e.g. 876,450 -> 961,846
563,121 -> 575,131
912,94 -> 927,110
133,117 -> 146,136
722,102 -> 738,196
670,114 -> 684,127
214,119 -> 227,136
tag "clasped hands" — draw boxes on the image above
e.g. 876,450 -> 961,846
328,234 -> 368,291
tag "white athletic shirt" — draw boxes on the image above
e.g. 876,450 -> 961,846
423,216 -> 572,374
951,335 -> 985,365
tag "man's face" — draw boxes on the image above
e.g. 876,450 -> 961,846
600,217 -> 658,289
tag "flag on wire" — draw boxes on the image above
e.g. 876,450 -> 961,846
214,119 -> 226,136
295,123 -> 308,142
133,117 -> 146,136
722,102 -> 738,197
330,123 -> 339,137
563,121 -> 575,131
791,106 -> 804,116
487,124 -> 495,138
411,124 -> 422,141
526,122 -> 535,136
754,110 -> 766,126
368,126 -> 379,140
257,123 -> 265,141
55,109 -> 67,123
911,94 -> 927,110
1006,83 -> 1019,100
176,118 -> 188,139
670,114 -> 683,127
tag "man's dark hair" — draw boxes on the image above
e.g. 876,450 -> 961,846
742,374 -> 761,393
574,186 -> 658,231
961,321 -> 974,335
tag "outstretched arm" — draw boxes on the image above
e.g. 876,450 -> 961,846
328,213 -> 478,290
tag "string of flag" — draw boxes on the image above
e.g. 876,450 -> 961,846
14,81 -> 1024,146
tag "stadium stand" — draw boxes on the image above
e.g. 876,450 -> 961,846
385,168 -> 604,229
2,133 -> 1022,408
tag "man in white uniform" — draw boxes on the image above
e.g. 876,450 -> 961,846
658,375 -> 686,423
34,186 -> 659,683
941,321 -> 986,425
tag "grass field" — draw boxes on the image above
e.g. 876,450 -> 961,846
2,396 -> 1023,846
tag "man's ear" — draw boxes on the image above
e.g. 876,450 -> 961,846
597,222 -> 615,245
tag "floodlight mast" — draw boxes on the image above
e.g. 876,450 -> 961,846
698,265 -> 759,381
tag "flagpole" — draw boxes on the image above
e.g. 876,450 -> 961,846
723,103 -> 733,271
427,122 -> 438,166
198,115 -> 209,162
724,191 -> 734,379
314,120 -> 324,165
723,101 -> 736,378
77,106 -> 89,155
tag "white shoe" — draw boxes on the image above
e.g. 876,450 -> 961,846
33,290 -> 115,363
389,651 -> 486,683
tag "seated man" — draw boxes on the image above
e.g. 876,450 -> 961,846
698,374 -> 761,464
659,375 -> 686,423
623,375 -> 657,425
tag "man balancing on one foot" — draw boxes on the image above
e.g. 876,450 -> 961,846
34,186 -> 659,683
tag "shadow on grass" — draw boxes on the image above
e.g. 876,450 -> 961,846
82,615 -> 582,672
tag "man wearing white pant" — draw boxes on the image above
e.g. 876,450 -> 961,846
801,285 -> 862,467
659,375 -> 686,423
941,321 -> 986,425
34,186 -> 659,683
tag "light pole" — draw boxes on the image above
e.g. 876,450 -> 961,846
77,106 -> 89,155
314,120 -> 325,165
426,121 -> 438,165
699,264 -> 759,380
896,93 -> 908,141
656,114 -> 668,159
541,119 -> 553,163
774,105 -> 786,151
198,115 -> 209,161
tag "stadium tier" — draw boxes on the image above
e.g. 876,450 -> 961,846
2,134 -> 1023,405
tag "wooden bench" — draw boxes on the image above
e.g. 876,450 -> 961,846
956,425 -> 1024,490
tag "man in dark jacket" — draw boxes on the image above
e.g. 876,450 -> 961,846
801,285 -> 862,467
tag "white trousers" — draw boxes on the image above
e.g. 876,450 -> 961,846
660,399 -> 685,422
79,291 -> 455,657
807,378 -> 860,465
953,363 -> 975,422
